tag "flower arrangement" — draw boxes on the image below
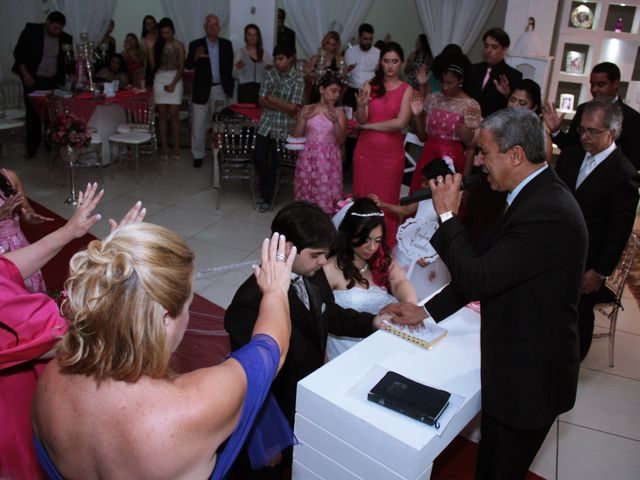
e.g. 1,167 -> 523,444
46,114 -> 91,149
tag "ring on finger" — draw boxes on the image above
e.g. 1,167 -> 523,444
275,253 -> 287,262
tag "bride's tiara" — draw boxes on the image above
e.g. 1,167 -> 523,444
351,212 -> 384,217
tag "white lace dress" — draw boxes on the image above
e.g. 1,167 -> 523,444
326,284 -> 397,361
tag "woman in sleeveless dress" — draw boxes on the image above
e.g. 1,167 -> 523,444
324,198 -> 417,360
149,17 -> 184,161
409,50 -> 480,192
293,73 -> 345,213
353,42 -> 413,248
233,24 -> 272,105
31,225 -> 294,480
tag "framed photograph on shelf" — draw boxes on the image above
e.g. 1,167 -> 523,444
565,51 -> 585,74
559,93 -> 575,112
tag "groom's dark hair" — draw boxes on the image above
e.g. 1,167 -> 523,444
271,201 -> 336,251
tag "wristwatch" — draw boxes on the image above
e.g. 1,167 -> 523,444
438,211 -> 455,225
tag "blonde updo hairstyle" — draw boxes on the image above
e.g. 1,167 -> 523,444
58,223 -> 195,382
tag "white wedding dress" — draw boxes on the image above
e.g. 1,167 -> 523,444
326,284 -> 397,361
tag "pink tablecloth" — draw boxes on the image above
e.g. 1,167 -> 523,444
29,89 -> 152,123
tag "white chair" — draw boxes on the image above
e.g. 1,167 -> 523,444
108,131 -> 154,183
0,80 -> 27,157
115,96 -> 157,153
593,232 -> 639,367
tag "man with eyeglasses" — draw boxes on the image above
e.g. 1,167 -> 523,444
544,62 -> 640,169
555,99 -> 640,360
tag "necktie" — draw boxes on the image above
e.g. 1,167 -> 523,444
575,154 -> 596,189
481,67 -> 492,89
292,276 -> 310,310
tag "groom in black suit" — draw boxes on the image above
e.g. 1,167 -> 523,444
386,108 -> 588,479
225,201 -> 389,478
555,100 -> 640,360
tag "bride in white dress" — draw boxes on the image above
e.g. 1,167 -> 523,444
324,198 -> 417,360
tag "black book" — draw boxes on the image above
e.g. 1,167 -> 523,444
367,371 -> 451,429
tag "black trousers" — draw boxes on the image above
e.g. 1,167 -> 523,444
24,76 -> 59,158
476,411 -> 554,480
578,285 -> 616,360
253,134 -> 280,204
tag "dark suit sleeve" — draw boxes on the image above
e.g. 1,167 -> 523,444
593,169 -> 640,276
425,283 -> 468,322
325,303 -> 374,338
429,209 -> 582,302
224,279 -> 261,351
620,106 -> 640,169
12,24 -> 33,74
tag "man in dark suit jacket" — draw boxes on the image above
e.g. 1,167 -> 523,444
225,201 -> 386,478
555,100 -> 640,360
185,14 -> 234,168
12,11 -> 72,158
463,27 -> 523,117
385,109 -> 588,479
545,62 -> 640,170
276,8 -> 296,51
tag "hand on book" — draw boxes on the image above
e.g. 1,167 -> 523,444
380,301 -> 429,332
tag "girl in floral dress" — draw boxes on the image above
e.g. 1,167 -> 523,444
0,168 -> 52,292
293,72 -> 346,214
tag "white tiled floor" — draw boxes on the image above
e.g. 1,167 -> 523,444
6,145 -> 639,479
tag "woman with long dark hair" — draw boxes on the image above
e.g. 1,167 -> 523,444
148,17 -> 184,161
352,42 -> 413,248
233,24 -> 272,104
405,33 -> 433,90
141,15 -> 158,86
324,198 -> 416,359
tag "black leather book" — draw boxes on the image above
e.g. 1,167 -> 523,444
367,371 -> 450,428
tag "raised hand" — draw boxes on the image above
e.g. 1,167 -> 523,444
324,106 -> 338,124
59,183 -> 104,240
109,200 -> 147,232
410,92 -> 425,116
195,45 -> 209,60
0,193 -> 23,221
20,208 -> 53,225
542,101 -> 565,133
367,193 -> 384,208
356,83 -> 371,107
301,104 -> 316,120
254,232 -> 296,296
493,74 -> 510,97
235,60 -> 246,70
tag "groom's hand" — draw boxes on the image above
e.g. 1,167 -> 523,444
380,302 -> 429,327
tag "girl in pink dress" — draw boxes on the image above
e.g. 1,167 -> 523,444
353,42 -> 413,248
0,169 -> 52,293
293,73 -> 346,214
409,51 -> 480,192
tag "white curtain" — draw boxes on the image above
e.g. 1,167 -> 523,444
281,0 -> 373,58
51,0 -> 117,45
162,0 -> 230,45
415,0 -> 497,56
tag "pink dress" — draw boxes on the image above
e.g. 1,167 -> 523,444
353,82 -> 410,247
0,256 -> 67,479
409,93 -> 480,192
294,112 -> 343,214
0,195 -> 47,293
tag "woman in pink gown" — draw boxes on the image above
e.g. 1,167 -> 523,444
353,42 -> 413,248
294,73 -> 346,213
409,50 -> 479,192
0,168 -> 53,293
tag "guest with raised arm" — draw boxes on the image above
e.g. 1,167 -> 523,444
352,42 -> 413,247
32,220 -> 293,480
409,49 -> 479,193
233,24 -> 272,105
1,183 -> 146,480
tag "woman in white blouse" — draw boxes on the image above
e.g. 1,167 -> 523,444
233,24 -> 272,104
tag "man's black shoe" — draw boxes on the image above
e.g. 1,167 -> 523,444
193,158 -> 203,168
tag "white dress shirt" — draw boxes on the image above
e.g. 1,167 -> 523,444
345,45 -> 380,89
